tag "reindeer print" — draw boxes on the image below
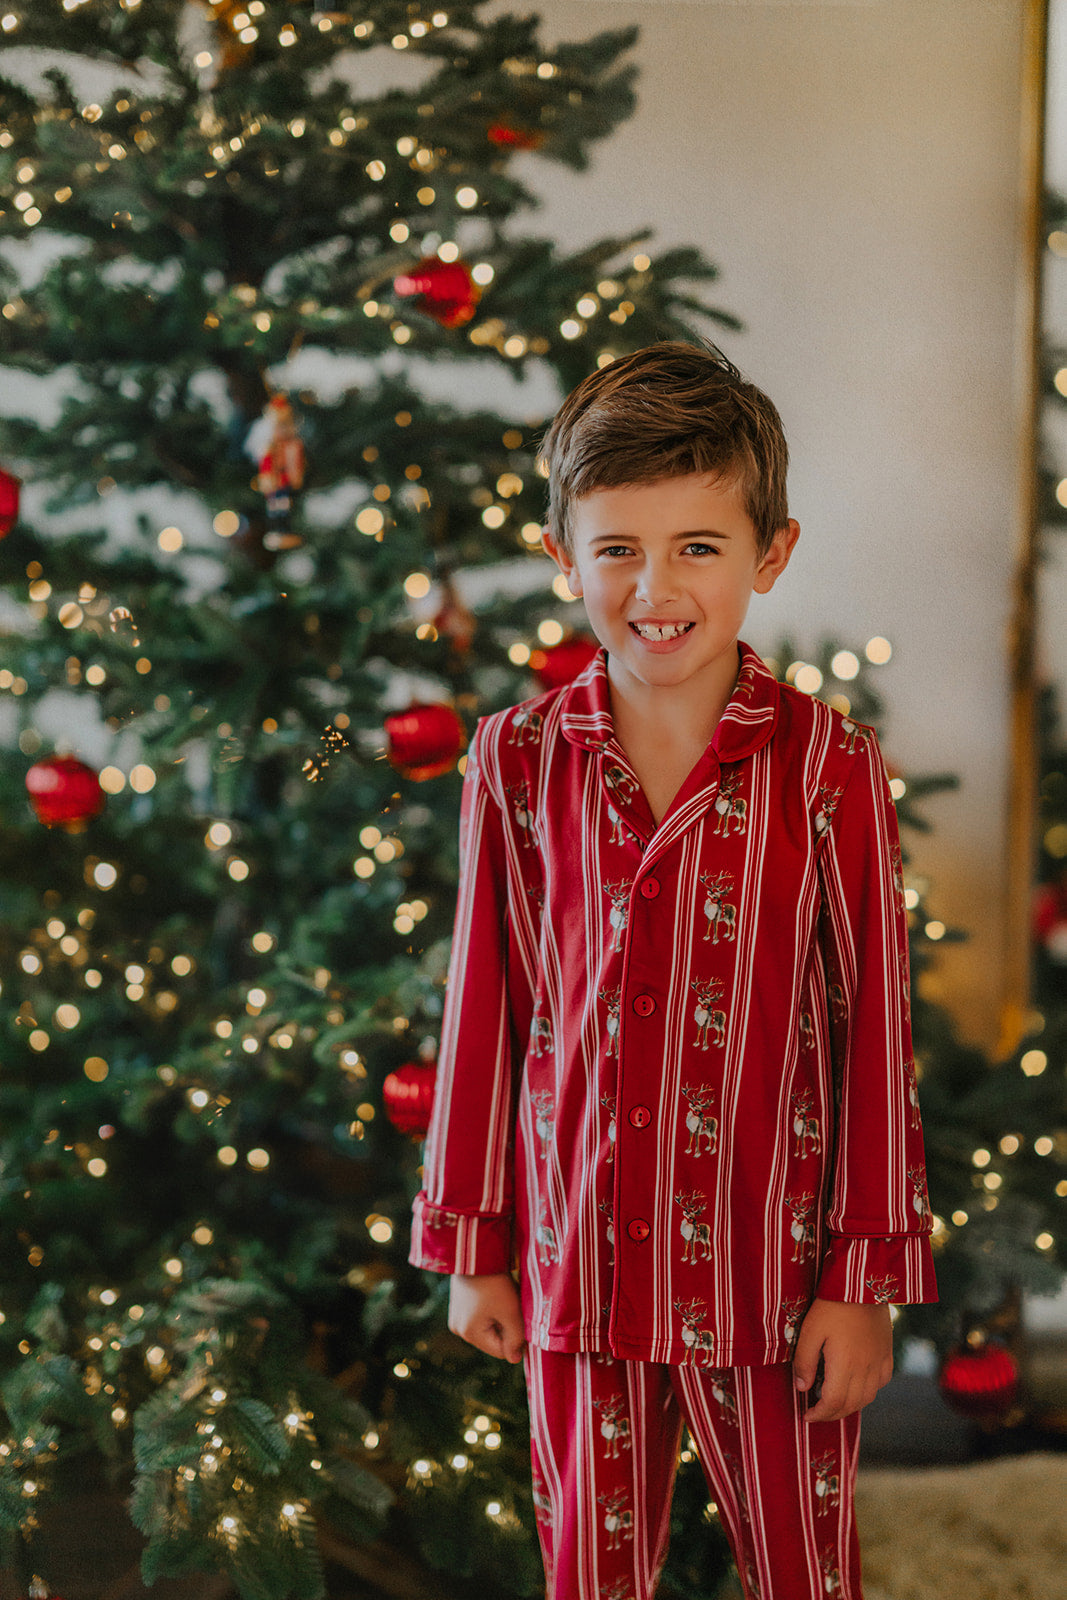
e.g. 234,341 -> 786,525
607,802 -> 627,847
601,1092 -> 617,1163
707,1369 -> 738,1423
908,1164 -> 932,1223
714,769 -> 748,836
603,879 -> 633,953
814,786 -> 843,836
699,870 -> 737,944
509,705 -> 543,746
532,1090 -> 554,1159
536,1201 -> 559,1265
691,977 -> 727,1049
604,764 -> 639,805
598,1491 -> 634,1550
829,982 -> 847,1023
785,1192 -> 817,1262
781,1296 -> 809,1349
799,1010 -> 815,1051
529,1013 -> 554,1056
839,718 -> 870,755
505,780 -> 535,847
903,1057 -> 921,1129
820,1550 -> 843,1596
673,1296 -> 714,1366
681,1083 -> 719,1156
723,1452 -> 749,1523
743,1562 -> 763,1600
791,1088 -> 821,1157
599,986 -> 622,1057
864,1273 -> 899,1305
674,1190 -> 714,1263
889,839 -> 905,905
593,1394 -> 632,1459
599,1583 -> 636,1600
899,950 -> 911,1020
526,882 -> 545,915
598,1198 -> 615,1264
812,1452 -> 841,1515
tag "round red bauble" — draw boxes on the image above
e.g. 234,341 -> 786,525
392,257 -> 481,329
937,1339 -> 1019,1419
487,122 -> 544,150
26,755 -> 105,827
383,1059 -> 437,1138
384,703 -> 464,781
530,636 -> 600,689
0,465 -> 21,537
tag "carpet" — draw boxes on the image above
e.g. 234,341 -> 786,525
854,1453 -> 1067,1600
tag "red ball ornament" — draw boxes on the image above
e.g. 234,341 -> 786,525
382,1058 -> 437,1138
392,257 -> 481,329
487,122 -> 545,150
530,635 -> 600,689
26,755 -> 105,828
0,465 -> 21,537
937,1339 -> 1019,1419
384,703 -> 464,781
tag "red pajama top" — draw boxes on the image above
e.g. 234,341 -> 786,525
410,641 -> 937,1366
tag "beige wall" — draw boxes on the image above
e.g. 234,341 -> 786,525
524,0 -> 1032,1047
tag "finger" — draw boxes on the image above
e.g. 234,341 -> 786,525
805,1368 -> 850,1423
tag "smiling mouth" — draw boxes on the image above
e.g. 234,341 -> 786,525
629,621 -> 695,641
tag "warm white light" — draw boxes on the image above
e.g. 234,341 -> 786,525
831,649 -> 860,680
865,635 -> 892,664
404,572 -> 432,599
1021,1049 -> 1047,1077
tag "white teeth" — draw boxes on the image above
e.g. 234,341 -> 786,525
632,622 -> 692,641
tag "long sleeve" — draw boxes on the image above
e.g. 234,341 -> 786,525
409,729 -> 524,1276
813,728 -> 938,1305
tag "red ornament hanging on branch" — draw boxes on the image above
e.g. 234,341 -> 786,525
530,634 -> 600,689
392,257 -> 481,329
382,1052 -> 438,1139
487,122 -> 545,151
0,465 -> 22,537
26,756 -> 105,828
256,394 -> 306,549
384,703 -> 464,781
937,1337 -> 1019,1419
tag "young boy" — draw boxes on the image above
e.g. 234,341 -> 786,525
410,342 -> 937,1599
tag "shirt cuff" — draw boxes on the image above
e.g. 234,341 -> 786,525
815,1232 -> 939,1305
409,1192 -> 514,1276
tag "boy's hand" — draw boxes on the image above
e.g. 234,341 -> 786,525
448,1272 -> 526,1363
792,1297 -> 893,1423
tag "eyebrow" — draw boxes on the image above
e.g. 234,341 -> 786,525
588,529 -> 731,545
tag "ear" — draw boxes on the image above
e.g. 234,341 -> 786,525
753,519 -> 799,595
541,525 -> 583,596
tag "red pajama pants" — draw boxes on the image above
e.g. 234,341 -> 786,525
525,1346 -> 863,1600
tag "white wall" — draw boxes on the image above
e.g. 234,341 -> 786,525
523,0 -> 1031,1047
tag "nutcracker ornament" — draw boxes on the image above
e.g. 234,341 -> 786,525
256,395 -> 305,548
26,755 -> 105,828
392,257 -> 481,329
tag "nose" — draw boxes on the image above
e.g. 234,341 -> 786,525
635,554 -> 680,608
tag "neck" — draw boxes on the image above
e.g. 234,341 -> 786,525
606,645 -> 742,754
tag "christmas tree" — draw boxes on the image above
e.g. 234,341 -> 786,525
0,2 -> 738,1594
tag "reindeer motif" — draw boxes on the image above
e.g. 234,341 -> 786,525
682,1083 -> 719,1156
812,1452 -> 841,1515
597,1198 -> 615,1265
699,870 -> 737,944
602,879 -> 633,953
814,786 -> 843,836
509,705 -> 543,746
903,1056 -> 921,1129
674,1190 -> 714,1263
593,1394 -> 632,1458
531,1090 -> 554,1159
606,801 -> 627,846
889,839 -> 905,905
820,1550 -> 843,1596
781,1296 -> 809,1349
526,882 -> 545,916
597,1490 -> 634,1550
791,1088 -> 821,1157
707,1369 -> 738,1422
529,1013 -> 554,1057
908,1164 -> 932,1223
785,1192 -> 817,1262
899,950 -> 911,1020
864,1273 -> 898,1305
599,1582 -> 636,1600
839,718 -> 870,755
604,764 -> 639,805
799,1010 -> 815,1051
531,1474 -> 553,1524
536,1202 -> 559,1265
505,780 -> 535,846
691,977 -> 727,1050
723,1451 -> 749,1522
828,982 -> 847,1022
714,769 -> 748,836
601,1092 -> 617,1163
673,1297 -> 714,1366
599,986 -> 622,1056
743,1562 -> 762,1600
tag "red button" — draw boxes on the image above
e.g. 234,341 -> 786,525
632,993 -> 656,1017
627,1218 -> 651,1242
639,878 -> 660,899
628,1105 -> 651,1129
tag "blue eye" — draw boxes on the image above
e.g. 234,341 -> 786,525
685,542 -> 720,556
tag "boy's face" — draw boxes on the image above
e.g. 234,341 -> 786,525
542,473 -> 798,702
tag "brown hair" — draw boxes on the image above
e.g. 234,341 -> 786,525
541,341 -> 789,558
